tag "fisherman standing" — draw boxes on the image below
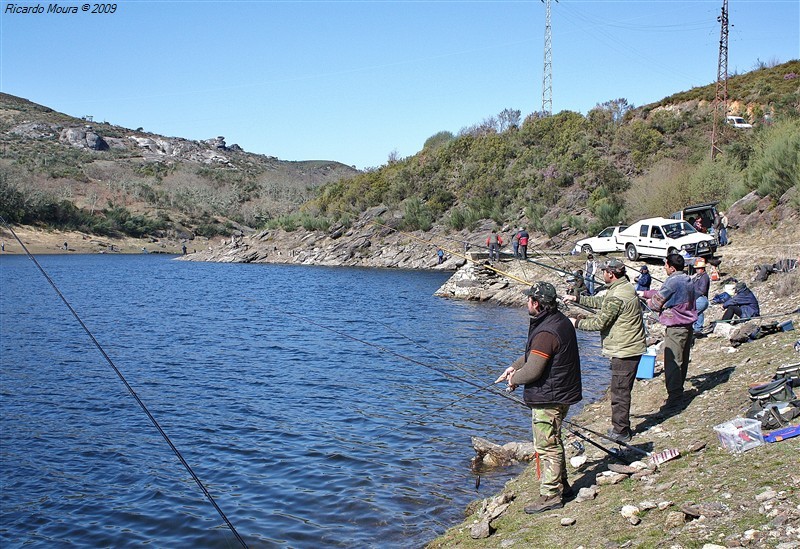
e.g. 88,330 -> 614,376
518,227 -> 529,260
496,282 -> 582,514
511,229 -> 520,259
564,259 -> 646,443
640,253 -> 697,409
584,254 -> 598,295
692,258 -> 710,334
486,230 -> 503,263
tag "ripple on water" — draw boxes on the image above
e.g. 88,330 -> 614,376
1,255 -> 606,548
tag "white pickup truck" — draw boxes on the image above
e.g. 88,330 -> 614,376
572,225 -> 628,254
615,217 -> 717,261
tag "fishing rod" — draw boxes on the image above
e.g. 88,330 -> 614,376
279,309 -> 643,465
564,420 -> 679,466
0,218 -> 249,549
358,217 -> 598,317
279,309 -> 526,408
550,232 -> 666,284
713,307 -> 800,324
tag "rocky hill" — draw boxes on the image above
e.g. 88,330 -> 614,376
0,93 -> 358,238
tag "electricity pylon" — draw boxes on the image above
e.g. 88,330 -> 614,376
711,0 -> 729,159
541,0 -> 556,116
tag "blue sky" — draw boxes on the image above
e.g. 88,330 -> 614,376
2,0 -> 798,169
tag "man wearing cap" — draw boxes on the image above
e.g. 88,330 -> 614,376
564,259 -> 647,443
496,282 -> 582,513
640,253 -> 697,408
692,258 -> 711,334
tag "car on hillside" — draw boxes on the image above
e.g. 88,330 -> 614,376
726,116 -> 753,129
572,225 -> 628,254
616,217 -> 717,261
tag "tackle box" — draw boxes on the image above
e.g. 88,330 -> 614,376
713,417 -> 764,453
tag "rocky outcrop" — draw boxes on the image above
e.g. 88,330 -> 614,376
9,121 -> 59,139
183,206 -> 472,272
726,189 -> 800,231
181,211 -> 575,308
59,126 -> 109,150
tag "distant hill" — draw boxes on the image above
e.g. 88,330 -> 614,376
0,93 -> 358,238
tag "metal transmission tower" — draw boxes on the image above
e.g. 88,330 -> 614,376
711,0 -> 729,159
541,0 -> 556,116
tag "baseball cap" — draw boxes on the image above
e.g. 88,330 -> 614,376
600,259 -> 626,273
524,281 -> 557,304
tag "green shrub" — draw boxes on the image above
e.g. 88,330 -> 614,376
746,120 -> 800,200
446,206 -> 481,231
402,197 -> 433,231
545,219 -> 563,237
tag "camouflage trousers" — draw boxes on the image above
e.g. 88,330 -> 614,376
531,404 -> 570,497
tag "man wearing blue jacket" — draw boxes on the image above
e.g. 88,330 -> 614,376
721,282 -> 760,321
640,253 -> 697,408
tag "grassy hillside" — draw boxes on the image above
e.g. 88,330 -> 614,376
0,93 -> 357,238
309,60 -> 799,237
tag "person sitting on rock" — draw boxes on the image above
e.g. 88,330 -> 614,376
721,282 -> 760,322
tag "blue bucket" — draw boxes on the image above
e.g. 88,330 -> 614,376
636,354 -> 656,379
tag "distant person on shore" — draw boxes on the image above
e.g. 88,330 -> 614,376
486,230 -> 503,263
692,258 -> 710,334
63,241 -> 68,251
565,259 -> 646,443
720,282 -> 760,322
495,282 -> 581,514
518,227 -> 529,260
182,244 -> 187,255
634,265 -> 651,292
640,253 -> 697,410
511,229 -> 520,259
584,254 -> 598,295
436,248 -> 444,264
1,241 -> 4,252
718,211 -> 729,246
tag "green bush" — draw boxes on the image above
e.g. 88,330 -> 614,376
746,120 -> 800,200
402,197 -> 433,231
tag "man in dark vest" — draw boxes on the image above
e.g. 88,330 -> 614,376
496,281 -> 582,513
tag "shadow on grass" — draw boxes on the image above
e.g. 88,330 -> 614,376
633,366 -> 736,434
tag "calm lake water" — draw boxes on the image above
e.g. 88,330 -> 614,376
0,254 -> 605,548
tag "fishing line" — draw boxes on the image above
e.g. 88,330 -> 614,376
551,232 -> 666,284
275,299 -> 651,474
279,309 -> 525,408
0,218 -> 248,549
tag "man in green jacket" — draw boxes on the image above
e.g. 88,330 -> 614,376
564,259 -> 647,442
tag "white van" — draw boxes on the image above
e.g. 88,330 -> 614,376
726,116 -> 753,129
